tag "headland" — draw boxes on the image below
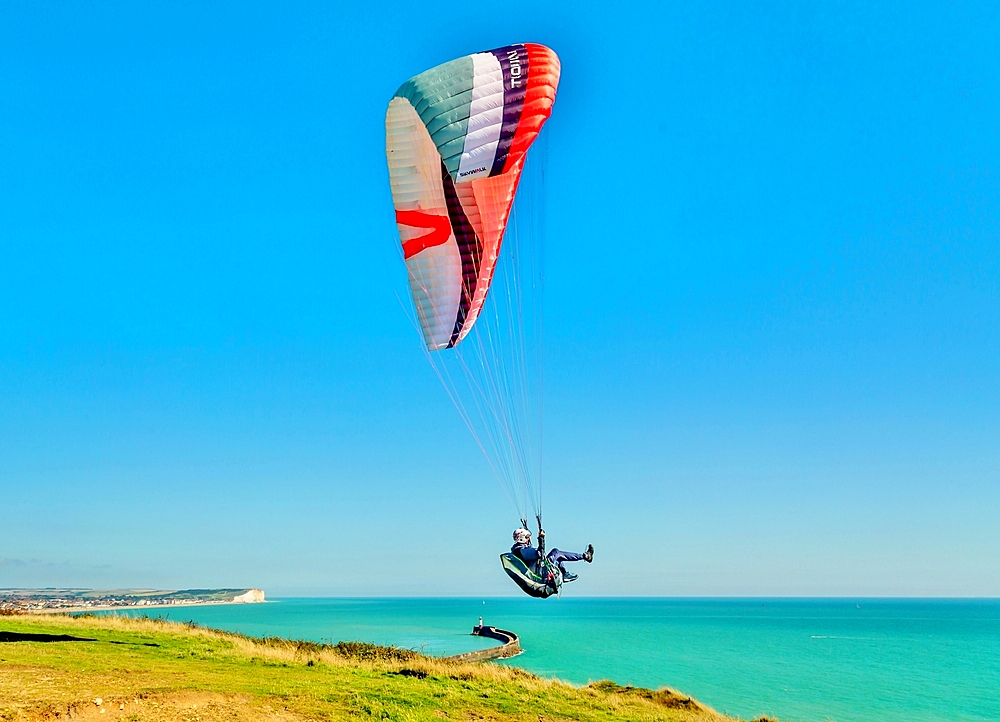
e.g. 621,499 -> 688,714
0,587 -> 266,614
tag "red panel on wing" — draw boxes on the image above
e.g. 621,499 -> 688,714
397,209 -> 453,259
501,44 -> 560,174
453,161 -> 524,343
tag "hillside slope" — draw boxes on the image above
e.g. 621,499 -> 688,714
0,613 -> 757,721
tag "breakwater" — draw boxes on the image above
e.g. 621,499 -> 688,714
443,624 -> 521,663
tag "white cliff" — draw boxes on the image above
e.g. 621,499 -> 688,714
231,589 -> 265,603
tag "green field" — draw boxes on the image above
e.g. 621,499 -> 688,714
0,613 -> 760,721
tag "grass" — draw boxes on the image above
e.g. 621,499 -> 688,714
0,612 -> 760,721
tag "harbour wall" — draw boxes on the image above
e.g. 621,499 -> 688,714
443,625 -> 521,663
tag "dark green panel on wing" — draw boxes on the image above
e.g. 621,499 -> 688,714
394,56 -> 475,177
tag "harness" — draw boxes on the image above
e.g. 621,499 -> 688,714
501,516 -> 562,598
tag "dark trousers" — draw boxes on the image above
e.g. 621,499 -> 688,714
547,548 -> 584,574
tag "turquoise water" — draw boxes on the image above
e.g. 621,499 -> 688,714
100,598 -> 1000,722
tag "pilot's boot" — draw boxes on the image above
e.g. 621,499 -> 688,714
583,544 -> 595,563
562,569 -> 579,582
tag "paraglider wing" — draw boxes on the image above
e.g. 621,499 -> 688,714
386,44 -> 560,350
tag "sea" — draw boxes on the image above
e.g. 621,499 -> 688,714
97,597 -> 1000,722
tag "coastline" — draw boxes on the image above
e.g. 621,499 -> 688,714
28,599 -> 270,615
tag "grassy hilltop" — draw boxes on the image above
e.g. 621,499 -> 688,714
0,613 -> 761,722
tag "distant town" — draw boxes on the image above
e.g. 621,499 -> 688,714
0,588 -> 265,613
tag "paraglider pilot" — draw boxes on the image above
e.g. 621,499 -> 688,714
511,527 -> 594,582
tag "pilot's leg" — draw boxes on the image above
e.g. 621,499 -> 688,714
547,548 -> 585,574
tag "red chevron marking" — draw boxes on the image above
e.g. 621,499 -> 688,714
396,209 -> 452,259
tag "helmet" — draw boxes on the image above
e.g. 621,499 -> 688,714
513,528 -> 532,545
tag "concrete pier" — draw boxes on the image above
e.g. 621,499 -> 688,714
443,624 -> 521,663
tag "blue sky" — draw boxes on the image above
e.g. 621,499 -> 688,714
2,1 -> 998,596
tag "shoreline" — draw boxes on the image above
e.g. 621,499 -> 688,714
28,599 -> 270,615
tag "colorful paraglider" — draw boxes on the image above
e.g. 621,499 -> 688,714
386,44 -> 591,597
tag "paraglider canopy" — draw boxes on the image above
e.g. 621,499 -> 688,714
385,43 -> 560,350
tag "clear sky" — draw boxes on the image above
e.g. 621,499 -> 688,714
2,1 -> 998,597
